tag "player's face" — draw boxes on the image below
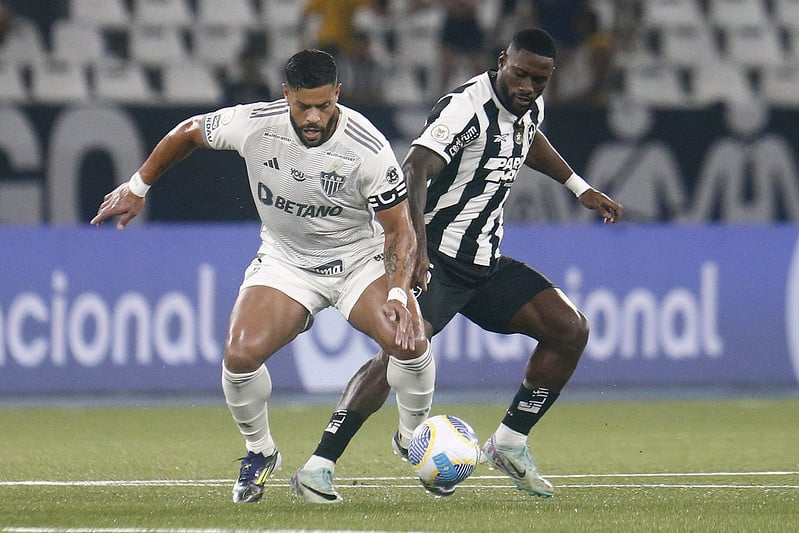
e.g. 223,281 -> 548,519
495,47 -> 554,116
283,83 -> 341,147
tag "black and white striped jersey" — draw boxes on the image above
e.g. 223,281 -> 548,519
412,71 -> 544,267
202,100 -> 406,271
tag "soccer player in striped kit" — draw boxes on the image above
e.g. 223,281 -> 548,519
306,28 -> 623,499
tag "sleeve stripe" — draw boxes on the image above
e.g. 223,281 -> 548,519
249,101 -> 288,118
344,128 -> 381,155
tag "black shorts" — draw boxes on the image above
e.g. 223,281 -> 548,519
417,248 -> 555,335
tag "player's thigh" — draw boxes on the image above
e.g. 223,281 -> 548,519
507,287 -> 586,342
461,257 -> 556,336
347,275 -> 426,358
226,285 -> 309,369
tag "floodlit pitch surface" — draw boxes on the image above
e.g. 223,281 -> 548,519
1,398 -> 797,532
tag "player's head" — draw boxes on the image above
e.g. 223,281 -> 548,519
495,28 -> 557,116
282,49 -> 341,147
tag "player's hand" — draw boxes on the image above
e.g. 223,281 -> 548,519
412,248 -> 430,292
383,299 -> 415,351
578,189 -> 623,224
91,183 -> 146,229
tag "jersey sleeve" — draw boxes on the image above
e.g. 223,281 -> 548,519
201,104 -> 254,154
411,93 -> 481,165
362,145 -> 408,212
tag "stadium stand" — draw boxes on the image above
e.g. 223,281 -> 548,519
30,59 -> 90,103
0,0 -> 793,109
131,0 -> 193,28
0,61 -> 27,102
92,59 -> 155,104
68,0 -> 129,29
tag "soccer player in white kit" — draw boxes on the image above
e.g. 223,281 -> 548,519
91,50 -> 435,504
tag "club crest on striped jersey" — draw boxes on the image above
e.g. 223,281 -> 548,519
320,168 -> 346,196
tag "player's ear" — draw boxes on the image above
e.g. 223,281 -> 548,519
498,50 -> 507,68
281,83 -> 290,100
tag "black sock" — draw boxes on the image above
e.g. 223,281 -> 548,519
501,384 -> 560,435
312,409 -> 365,462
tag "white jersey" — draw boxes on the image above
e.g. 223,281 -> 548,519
202,100 -> 407,273
412,71 -> 544,267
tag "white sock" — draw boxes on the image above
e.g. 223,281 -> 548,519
221,363 -> 276,456
386,341 -> 435,444
493,423 -> 527,447
303,455 -> 335,472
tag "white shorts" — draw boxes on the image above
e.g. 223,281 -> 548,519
239,241 -> 386,319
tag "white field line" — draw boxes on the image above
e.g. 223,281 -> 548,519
1,529 -> 405,533
0,471 -> 797,489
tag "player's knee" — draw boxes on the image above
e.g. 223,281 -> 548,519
224,336 -> 269,373
563,310 -> 589,356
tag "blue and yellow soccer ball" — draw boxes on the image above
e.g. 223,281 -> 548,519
408,414 -> 480,489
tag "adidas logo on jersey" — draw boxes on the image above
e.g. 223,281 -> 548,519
264,157 -> 280,170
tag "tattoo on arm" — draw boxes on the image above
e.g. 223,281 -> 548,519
385,242 -> 399,276
384,237 -> 415,287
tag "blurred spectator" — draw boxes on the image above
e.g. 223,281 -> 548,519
548,4 -> 616,106
224,38 -> 274,105
439,0 -> 485,93
490,0 -> 538,56
0,3 -> 13,43
301,0 -> 380,59
337,29 -> 385,109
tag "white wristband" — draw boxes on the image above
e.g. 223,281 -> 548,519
387,287 -> 408,308
128,171 -> 151,198
564,172 -> 592,197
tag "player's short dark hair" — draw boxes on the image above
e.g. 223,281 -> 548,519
284,49 -> 338,89
509,28 -> 557,60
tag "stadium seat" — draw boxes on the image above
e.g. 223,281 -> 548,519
132,0 -> 193,27
129,25 -> 188,66
658,24 -> 720,67
69,0 -> 130,28
723,23 -> 785,67
161,62 -> 222,104
621,64 -> 688,107
50,21 -> 107,65
261,0 -> 303,30
0,62 -> 28,102
0,19 -> 46,66
759,63 -> 799,106
691,61 -> 755,106
706,0 -> 769,30
191,25 -> 248,69
383,67 -> 425,106
30,60 -> 90,103
195,0 -> 257,28
93,60 -> 155,104
261,0 -> 304,65
641,0 -> 706,29
773,0 -> 799,30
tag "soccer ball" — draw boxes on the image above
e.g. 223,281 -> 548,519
408,414 -> 480,489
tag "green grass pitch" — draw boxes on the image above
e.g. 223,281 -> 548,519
1,396 -> 797,532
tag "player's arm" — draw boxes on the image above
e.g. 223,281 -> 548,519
376,200 -> 419,349
402,145 -> 447,290
90,115 -> 206,229
525,129 -> 623,224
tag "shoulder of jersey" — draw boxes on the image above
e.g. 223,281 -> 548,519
244,100 -> 289,123
341,106 -> 388,156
